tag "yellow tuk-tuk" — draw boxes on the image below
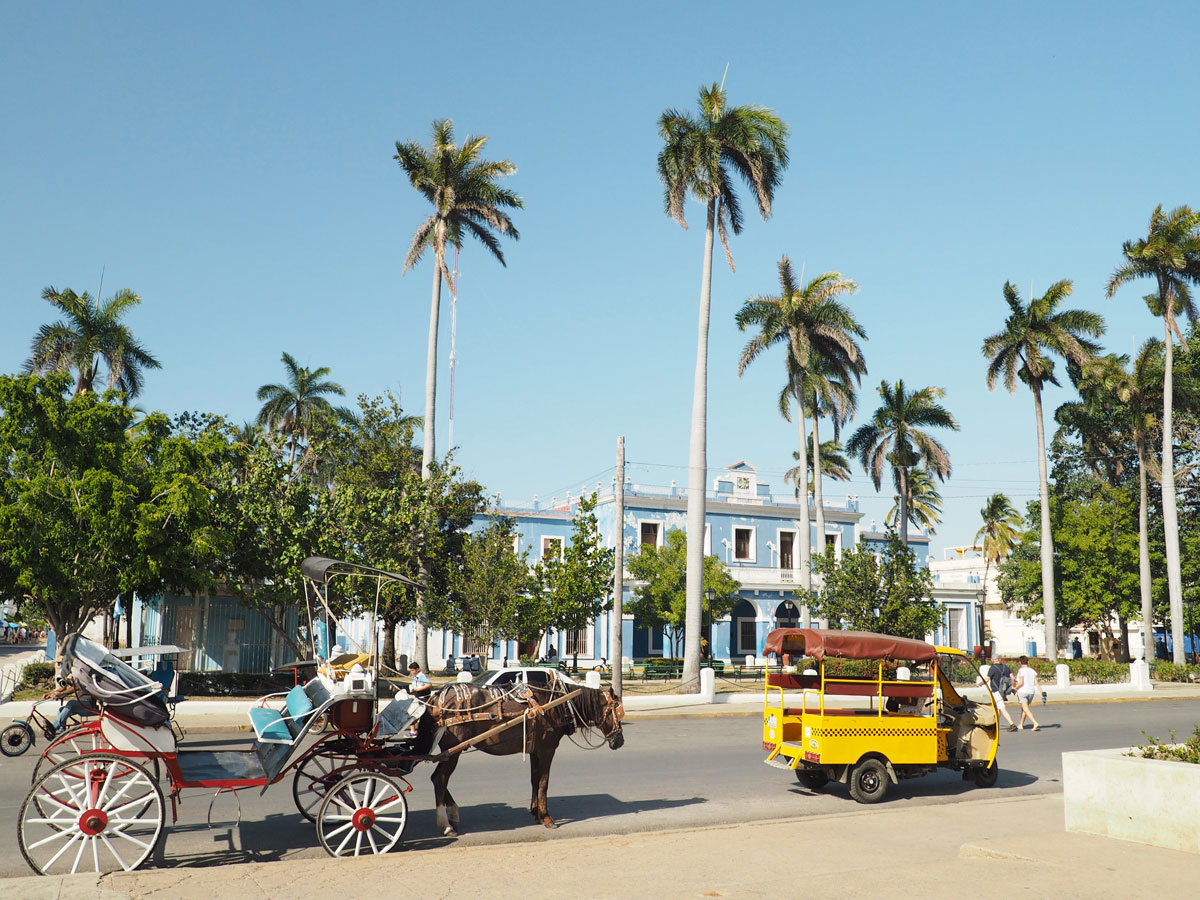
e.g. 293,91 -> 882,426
761,628 -> 998,803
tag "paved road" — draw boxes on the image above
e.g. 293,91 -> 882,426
1,700 -> 1196,879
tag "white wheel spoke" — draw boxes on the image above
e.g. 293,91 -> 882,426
372,795 -> 403,814
70,833 -> 88,874
366,828 -> 378,855
28,829 -> 77,852
324,820 -> 355,839
354,831 -> 364,856
335,828 -> 355,856
331,793 -> 357,815
91,832 -> 100,871
374,816 -> 405,824
107,827 -> 155,852
99,831 -> 131,871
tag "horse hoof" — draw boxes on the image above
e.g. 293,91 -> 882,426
443,827 -> 458,837
542,820 -> 557,829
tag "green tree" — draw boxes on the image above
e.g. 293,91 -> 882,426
809,530 -> 940,640
625,530 -> 742,661
394,119 -> 522,482
531,494 -> 616,667
846,380 -> 959,546
1107,205 -> 1200,664
449,515 -> 534,652
738,261 -> 866,599
24,286 -> 160,398
0,375 -> 219,643
887,466 -> 943,534
973,493 -> 1023,599
659,81 -> 788,687
320,394 -> 485,670
784,439 -> 851,497
255,351 -> 351,468
982,280 -> 1104,660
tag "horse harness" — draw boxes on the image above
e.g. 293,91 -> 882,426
432,682 -> 557,728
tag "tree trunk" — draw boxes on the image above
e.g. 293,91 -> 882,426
413,249 -> 445,675
1117,610 -> 1131,663
794,380 -> 812,628
381,616 -> 397,672
1160,313 -> 1186,664
1137,437 -> 1154,659
122,591 -> 134,649
611,435 -> 625,697
1032,383 -> 1058,661
682,198 -> 716,693
898,465 -> 910,548
811,413 -> 826,559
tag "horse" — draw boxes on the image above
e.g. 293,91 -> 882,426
412,680 -> 624,835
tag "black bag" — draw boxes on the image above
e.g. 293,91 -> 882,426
988,662 -> 1013,698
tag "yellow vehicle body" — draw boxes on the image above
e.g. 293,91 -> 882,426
761,629 -> 999,803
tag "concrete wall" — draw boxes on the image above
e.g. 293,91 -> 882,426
1063,747 -> 1200,854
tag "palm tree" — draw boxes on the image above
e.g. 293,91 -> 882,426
784,440 -> 851,497
887,466 -> 943,534
804,351 -> 864,558
973,492 -> 1023,602
1107,205 -> 1200,664
255,352 -> 350,467
394,120 -> 522,483
25,286 -> 160,397
660,81 -> 789,684
982,280 -> 1105,661
737,261 -> 863,626
846,379 -> 959,547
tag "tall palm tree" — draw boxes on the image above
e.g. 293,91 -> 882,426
887,466 -> 943,534
982,280 -> 1105,661
255,352 -> 349,467
804,351 -> 864,558
1056,346 -> 1167,658
973,492 -> 1023,601
846,379 -> 959,548
394,120 -> 522,483
1107,205 -> 1200,664
737,262 -> 863,626
25,286 -> 160,397
784,440 -> 851,496
660,81 -> 789,684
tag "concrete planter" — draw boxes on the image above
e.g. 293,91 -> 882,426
1063,746 -> 1200,854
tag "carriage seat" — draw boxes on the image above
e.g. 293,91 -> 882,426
249,682 -> 320,744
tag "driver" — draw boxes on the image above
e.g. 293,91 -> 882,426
407,662 -> 432,697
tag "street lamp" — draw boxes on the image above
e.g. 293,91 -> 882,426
704,587 -> 715,663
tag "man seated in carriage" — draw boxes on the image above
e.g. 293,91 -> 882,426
42,676 -> 93,735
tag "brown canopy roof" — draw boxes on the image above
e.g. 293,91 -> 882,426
762,628 -> 937,663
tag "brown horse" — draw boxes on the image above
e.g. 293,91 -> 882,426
413,681 -> 624,835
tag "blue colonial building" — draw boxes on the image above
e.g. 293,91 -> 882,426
130,461 -> 981,672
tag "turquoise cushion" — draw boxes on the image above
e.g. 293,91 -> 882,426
248,707 -> 291,743
286,685 -> 313,727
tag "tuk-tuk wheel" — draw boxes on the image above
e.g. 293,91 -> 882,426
848,759 -> 890,804
795,769 -> 829,790
974,760 -> 999,788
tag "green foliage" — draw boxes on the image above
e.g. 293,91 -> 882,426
0,375 -> 224,640
532,495 -> 615,646
809,529 -> 940,640
449,515 -> 534,645
1152,662 -> 1200,682
19,662 -> 56,689
625,530 -> 742,657
1133,724 -> 1200,765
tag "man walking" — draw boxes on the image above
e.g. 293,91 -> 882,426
985,662 -> 1018,732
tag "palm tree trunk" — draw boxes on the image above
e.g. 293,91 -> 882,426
1032,384 -> 1058,661
1137,436 -> 1153,660
682,198 -> 716,692
811,413 -> 826,560
898,466 -> 910,548
1161,314 -> 1186,664
793,380 -> 812,629
414,248 -> 445,673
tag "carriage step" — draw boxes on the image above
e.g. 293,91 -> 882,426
764,756 -> 795,770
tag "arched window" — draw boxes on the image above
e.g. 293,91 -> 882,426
775,600 -> 800,628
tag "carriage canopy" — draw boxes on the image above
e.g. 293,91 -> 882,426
762,628 -> 937,663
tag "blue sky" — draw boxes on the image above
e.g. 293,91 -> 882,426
2,2 -> 1196,559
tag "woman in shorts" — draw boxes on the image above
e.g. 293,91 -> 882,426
1014,655 -> 1041,731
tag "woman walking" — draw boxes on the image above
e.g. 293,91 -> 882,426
1015,655 -> 1042,731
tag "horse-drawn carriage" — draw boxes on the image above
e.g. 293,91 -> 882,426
16,557 -> 625,876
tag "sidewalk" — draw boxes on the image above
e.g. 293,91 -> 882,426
8,792 -> 1199,899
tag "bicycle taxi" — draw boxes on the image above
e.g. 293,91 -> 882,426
761,628 -> 999,803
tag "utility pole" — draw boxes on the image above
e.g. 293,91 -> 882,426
611,436 -> 625,697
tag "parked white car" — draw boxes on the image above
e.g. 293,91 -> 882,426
471,667 -> 580,690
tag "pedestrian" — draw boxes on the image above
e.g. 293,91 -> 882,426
1014,655 -> 1041,731
983,662 -> 1018,731
407,662 -> 432,698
